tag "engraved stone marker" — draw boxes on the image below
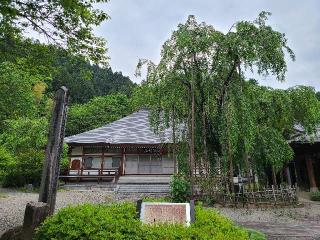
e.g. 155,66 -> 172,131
140,202 -> 191,226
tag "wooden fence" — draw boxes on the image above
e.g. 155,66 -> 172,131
216,185 -> 298,207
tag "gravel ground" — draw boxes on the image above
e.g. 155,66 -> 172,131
217,202 -> 320,239
1,189 -> 320,239
0,189 -> 166,235
217,202 -> 320,224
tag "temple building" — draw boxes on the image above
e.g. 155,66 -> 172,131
63,109 -> 176,183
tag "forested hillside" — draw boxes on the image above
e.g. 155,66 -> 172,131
0,35 -> 135,187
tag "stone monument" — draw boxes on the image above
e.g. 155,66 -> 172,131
139,201 -> 195,226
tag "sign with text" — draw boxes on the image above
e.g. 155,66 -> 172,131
140,202 -> 191,226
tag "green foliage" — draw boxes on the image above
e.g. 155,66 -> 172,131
60,144 -> 70,174
2,149 -> 44,187
51,54 -> 136,104
0,117 -> 48,187
35,202 -> 263,240
66,93 -> 132,136
0,146 -> 15,182
247,230 -> 267,240
310,191 -> 320,201
0,118 -> 48,153
0,60 -> 40,128
0,0 -> 109,64
170,174 -> 191,202
0,34 -> 135,188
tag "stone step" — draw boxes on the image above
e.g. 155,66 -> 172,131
117,175 -> 171,184
118,184 -> 170,189
117,184 -> 170,193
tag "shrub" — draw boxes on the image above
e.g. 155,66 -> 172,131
0,146 -> 15,182
311,191 -> 320,201
170,173 -> 191,202
34,202 -> 266,240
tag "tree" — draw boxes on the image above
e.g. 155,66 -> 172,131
0,0 -> 109,64
0,59 -> 49,129
51,53 -> 136,104
135,12 -> 319,194
66,93 -> 132,136
0,117 -> 48,187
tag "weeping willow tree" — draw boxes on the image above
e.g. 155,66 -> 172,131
134,12 -> 320,195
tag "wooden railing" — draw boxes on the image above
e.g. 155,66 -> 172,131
59,166 -> 121,184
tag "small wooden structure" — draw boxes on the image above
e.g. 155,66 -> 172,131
286,126 -> 320,192
62,109 -> 177,183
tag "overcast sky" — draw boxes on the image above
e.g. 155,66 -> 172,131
95,0 -> 320,90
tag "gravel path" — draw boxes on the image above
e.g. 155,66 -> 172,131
0,189 -> 165,235
0,189 -> 117,235
1,189 -> 320,239
217,202 -> 320,239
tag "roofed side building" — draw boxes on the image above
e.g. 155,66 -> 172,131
288,126 -> 320,192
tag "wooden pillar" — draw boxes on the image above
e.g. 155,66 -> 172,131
121,147 -> 125,175
285,167 -> 292,186
38,87 -> 69,215
306,156 -> 318,192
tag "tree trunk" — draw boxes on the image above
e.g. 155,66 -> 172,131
201,101 -> 209,177
228,138 -> 234,193
190,83 -> 195,197
272,167 -> 277,187
172,105 -> 177,173
244,151 -> 252,190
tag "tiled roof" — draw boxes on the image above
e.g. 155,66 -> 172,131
289,125 -> 320,143
64,109 -> 175,144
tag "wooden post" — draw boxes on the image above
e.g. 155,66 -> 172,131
306,156 -> 318,192
285,167 -> 292,186
121,147 -> 125,176
38,87 -> 69,214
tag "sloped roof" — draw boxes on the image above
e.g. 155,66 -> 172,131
64,109 -> 174,144
289,125 -> 320,143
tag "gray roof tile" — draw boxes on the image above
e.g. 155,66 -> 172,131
65,109 -> 174,144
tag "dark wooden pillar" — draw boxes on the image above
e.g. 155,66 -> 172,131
38,87 -> 69,215
121,147 -> 125,175
306,155 -> 318,192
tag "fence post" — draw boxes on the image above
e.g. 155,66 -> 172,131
272,185 -> 277,205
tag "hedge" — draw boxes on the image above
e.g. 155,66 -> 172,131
34,202 -> 266,240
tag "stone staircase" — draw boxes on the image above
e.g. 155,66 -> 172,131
116,175 -> 171,194
60,175 -> 172,195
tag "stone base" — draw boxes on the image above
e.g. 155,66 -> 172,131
0,202 -> 49,240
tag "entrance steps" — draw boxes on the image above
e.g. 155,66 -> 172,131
60,175 -> 172,194
117,175 -> 171,184
116,175 -> 171,194
116,184 -> 170,194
